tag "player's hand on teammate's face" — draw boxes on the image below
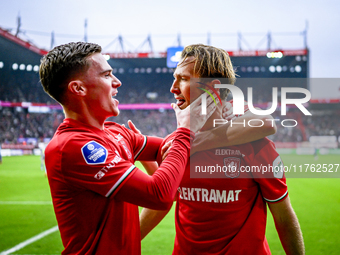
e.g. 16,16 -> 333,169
172,103 -> 192,130
187,90 -> 218,132
222,102 -> 236,121
161,139 -> 173,161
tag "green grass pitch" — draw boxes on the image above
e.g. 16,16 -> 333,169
0,155 -> 339,254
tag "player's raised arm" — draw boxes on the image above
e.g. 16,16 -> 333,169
115,103 -> 195,210
191,102 -> 276,156
127,120 -> 159,175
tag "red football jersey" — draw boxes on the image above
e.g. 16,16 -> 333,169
46,118 -> 162,254
158,134 -> 287,255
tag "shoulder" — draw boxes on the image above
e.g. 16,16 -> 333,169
48,131 -> 112,167
55,118 -> 96,138
49,121 -> 109,155
249,137 -> 275,155
50,132 -> 105,152
104,121 -> 134,139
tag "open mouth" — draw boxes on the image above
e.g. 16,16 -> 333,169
177,99 -> 185,107
175,96 -> 186,107
112,93 -> 119,104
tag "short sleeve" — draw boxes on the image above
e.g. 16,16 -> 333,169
105,123 -> 164,162
248,139 -> 288,203
61,135 -> 137,198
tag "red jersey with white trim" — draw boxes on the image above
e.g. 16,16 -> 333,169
45,118 -> 161,255
158,135 -> 287,255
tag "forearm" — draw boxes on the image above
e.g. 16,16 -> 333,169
140,207 -> 170,240
115,128 -> 193,210
140,161 -> 159,175
224,111 -> 276,144
269,197 -> 305,255
274,213 -> 305,255
192,112 -> 276,155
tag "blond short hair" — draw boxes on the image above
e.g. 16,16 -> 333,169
180,44 -> 236,99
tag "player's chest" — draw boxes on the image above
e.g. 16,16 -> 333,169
188,149 -> 254,180
179,150 -> 257,203
101,130 -> 134,162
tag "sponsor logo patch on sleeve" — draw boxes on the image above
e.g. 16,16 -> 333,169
81,141 -> 108,165
273,155 -> 284,179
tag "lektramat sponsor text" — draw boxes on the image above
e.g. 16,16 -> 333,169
178,187 -> 241,203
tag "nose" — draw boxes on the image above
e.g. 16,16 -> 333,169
170,79 -> 179,94
112,75 -> 122,88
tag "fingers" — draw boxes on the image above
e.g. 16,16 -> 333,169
171,103 -> 181,119
162,149 -> 169,161
190,90 -> 219,121
171,103 -> 179,112
223,102 -> 232,113
173,103 -> 191,129
128,120 -> 141,134
191,89 -> 220,110
224,114 -> 236,121
206,99 -> 217,115
222,108 -> 233,118
222,102 -> 236,120
200,91 -> 218,119
161,140 -> 173,161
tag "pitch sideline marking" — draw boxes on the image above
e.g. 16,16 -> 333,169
0,225 -> 59,255
0,201 -> 52,205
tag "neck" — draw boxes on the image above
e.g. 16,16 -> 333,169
63,101 -> 106,130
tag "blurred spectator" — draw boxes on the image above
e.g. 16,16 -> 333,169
1,67 -> 339,145
0,107 -> 60,144
0,107 -> 176,144
1,106 -> 339,145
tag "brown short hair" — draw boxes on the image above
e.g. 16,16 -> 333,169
180,44 -> 236,100
39,42 -> 102,104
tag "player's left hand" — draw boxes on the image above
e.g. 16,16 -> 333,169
127,120 -> 141,134
222,102 -> 236,121
189,90 -> 219,132
161,139 -> 173,161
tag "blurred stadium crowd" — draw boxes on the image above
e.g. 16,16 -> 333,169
1,78 -> 339,145
0,39 -> 339,146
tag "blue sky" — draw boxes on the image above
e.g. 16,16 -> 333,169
1,0 -> 340,79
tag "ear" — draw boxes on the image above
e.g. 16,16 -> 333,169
210,79 -> 221,93
210,79 -> 221,85
68,80 -> 86,97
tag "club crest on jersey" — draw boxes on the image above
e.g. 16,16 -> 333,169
115,133 -> 124,141
81,141 -> 108,165
224,157 -> 241,178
